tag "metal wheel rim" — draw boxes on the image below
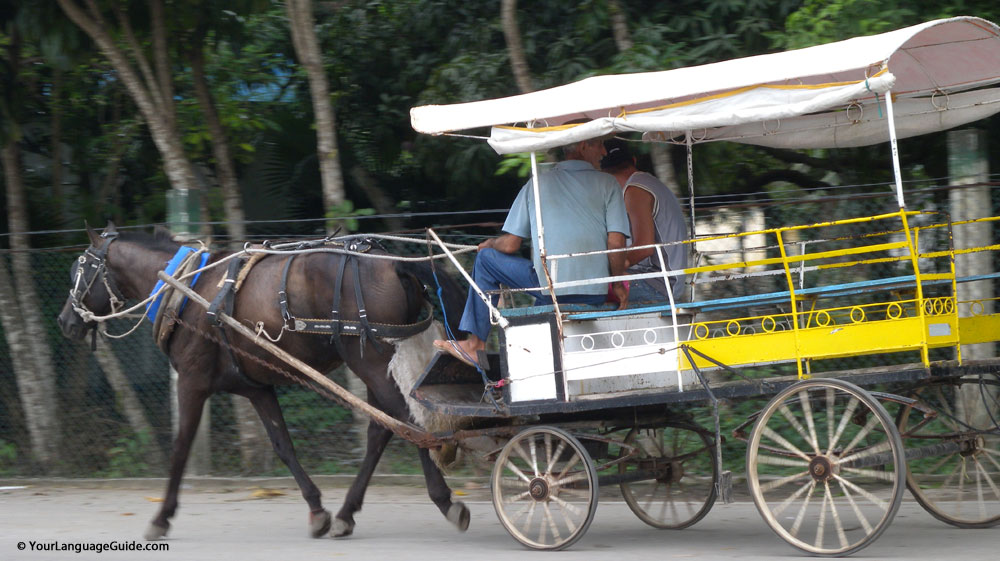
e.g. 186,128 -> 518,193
491,426 -> 599,550
619,423 -> 718,529
746,378 -> 906,556
898,378 -> 1000,528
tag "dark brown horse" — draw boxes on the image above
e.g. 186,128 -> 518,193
57,223 -> 468,540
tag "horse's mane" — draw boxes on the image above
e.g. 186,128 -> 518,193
115,227 -> 182,254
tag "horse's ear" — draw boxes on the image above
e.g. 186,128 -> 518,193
85,221 -> 101,246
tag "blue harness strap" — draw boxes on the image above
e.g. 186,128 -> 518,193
145,247 -> 211,321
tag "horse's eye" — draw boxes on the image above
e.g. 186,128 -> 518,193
69,261 -> 80,282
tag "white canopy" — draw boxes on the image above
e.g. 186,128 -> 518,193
410,16 -> 1000,153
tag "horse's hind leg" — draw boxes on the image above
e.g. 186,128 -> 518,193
332,416 -> 393,538
145,386 -> 209,540
418,446 -> 470,532
241,385 -> 331,538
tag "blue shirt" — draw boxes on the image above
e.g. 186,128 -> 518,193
503,160 -> 629,296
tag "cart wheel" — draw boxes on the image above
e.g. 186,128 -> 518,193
897,376 -> 1000,528
619,423 -> 717,529
746,378 -> 905,556
491,426 -> 598,550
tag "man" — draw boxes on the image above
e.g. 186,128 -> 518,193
601,138 -> 688,302
433,136 -> 630,368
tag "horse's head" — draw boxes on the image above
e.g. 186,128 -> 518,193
57,222 -> 125,341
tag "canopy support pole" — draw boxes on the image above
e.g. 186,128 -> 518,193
686,131 -> 697,302
529,150 -> 564,325
884,90 -> 906,209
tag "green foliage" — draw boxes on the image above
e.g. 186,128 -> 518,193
326,199 -> 376,233
100,430 -> 154,478
0,439 -> 18,475
495,152 -> 546,180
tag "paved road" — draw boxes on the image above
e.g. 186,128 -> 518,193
0,480 -> 995,561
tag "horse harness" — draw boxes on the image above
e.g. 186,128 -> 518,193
70,232 -> 126,349
277,237 -> 435,358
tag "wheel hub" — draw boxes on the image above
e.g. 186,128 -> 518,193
809,456 -> 835,481
529,478 -> 550,501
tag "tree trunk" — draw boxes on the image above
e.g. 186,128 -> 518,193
501,0 -> 534,94
56,0 -> 203,210
285,0 -> 346,215
603,2 -> 680,194
1,142 -> 61,469
93,338 -> 167,469
189,40 -> 246,244
350,166 -> 404,231
51,68 -> 65,219
607,0 -> 632,51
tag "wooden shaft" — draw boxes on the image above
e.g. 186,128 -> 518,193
156,271 -> 441,448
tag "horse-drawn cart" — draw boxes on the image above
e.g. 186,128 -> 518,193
405,16 -> 1000,555
60,16 -> 1000,558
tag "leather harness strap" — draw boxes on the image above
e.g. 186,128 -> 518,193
277,241 -> 433,354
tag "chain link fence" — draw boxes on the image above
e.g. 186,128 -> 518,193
1,183 -> 997,477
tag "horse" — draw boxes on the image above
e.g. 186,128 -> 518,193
56,222 -> 469,540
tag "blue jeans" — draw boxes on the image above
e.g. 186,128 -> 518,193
458,248 -> 606,341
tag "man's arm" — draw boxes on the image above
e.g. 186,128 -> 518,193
623,186 -> 657,268
607,231 -> 628,309
478,233 -> 523,254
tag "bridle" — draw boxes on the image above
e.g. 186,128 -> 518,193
69,232 -> 125,319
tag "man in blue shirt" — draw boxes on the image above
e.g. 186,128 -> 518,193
434,137 -> 630,368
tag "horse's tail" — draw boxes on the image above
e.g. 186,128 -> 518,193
394,260 -> 465,337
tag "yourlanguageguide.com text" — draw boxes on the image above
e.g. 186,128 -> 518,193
17,540 -> 169,554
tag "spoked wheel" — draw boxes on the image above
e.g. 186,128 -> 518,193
618,423 -> 717,529
746,378 -> 906,557
491,426 -> 599,550
897,376 -> 1000,528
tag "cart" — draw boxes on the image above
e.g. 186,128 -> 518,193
404,16 -> 1000,555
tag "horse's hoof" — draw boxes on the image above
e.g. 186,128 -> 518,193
447,501 -> 470,532
329,518 -> 354,538
144,522 -> 169,541
309,509 -> 332,538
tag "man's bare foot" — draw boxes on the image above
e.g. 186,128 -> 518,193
432,337 -> 485,369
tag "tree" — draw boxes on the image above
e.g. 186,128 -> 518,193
1,12 -> 61,470
55,0 -> 207,227
284,0 -> 345,223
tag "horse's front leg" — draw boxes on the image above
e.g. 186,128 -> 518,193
145,385 -> 209,540
332,417 -> 393,538
241,385 -> 331,537
418,446 -> 470,532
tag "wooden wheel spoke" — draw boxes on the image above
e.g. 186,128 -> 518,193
505,459 -> 533,484
762,426 -> 812,461
556,453 -> 581,481
825,481 -> 850,549
757,454 -> 810,468
528,438 -> 539,477
838,440 -> 892,466
798,391 -> 822,455
828,397 -> 860,455
841,467 -> 897,483
761,470 -> 811,493
827,389 -> 836,454
832,474 -> 888,511
542,502 -> 562,543
838,479 -> 874,535
548,440 -> 567,476
789,480 -> 817,538
840,415 -> 881,458
779,403 -> 819,455
815,483 -> 828,549
772,478 -> 816,517
973,456 -> 1000,502
550,493 -> 583,521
